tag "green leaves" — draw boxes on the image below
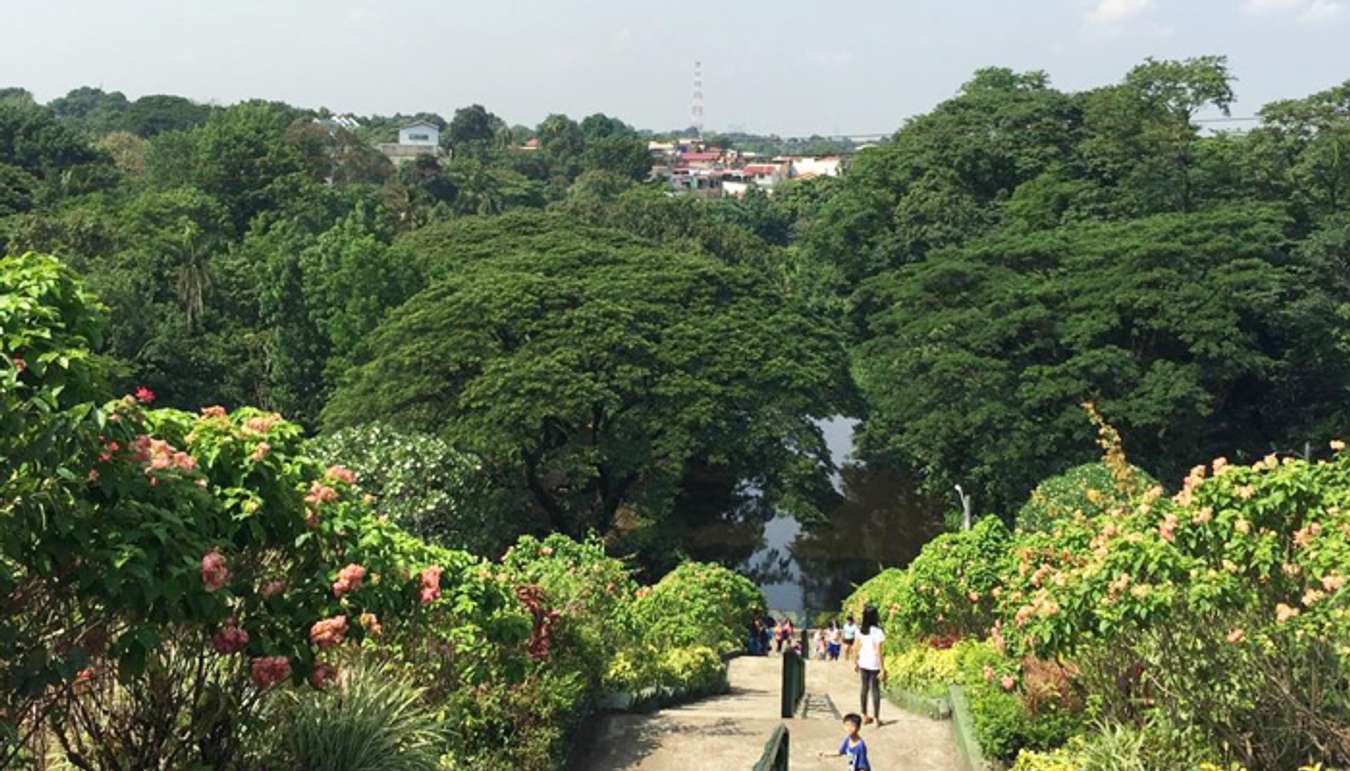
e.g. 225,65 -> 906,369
324,213 -> 849,542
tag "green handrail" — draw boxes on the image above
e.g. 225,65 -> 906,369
751,723 -> 789,771
780,648 -> 805,718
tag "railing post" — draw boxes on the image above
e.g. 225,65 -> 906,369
780,647 -> 804,718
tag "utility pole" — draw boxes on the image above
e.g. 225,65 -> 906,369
955,484 -> 973,531
691,60 -> 704,137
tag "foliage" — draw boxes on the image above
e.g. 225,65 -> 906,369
272,658 -> 444,771
844,404 -> 1350,767
844,516 -> 1010,640
307,423 -> 498,554
854,204 -> 1350,511
1016,462 -> 1155,533
324,213 -> 850,543
627,562 -> 765,655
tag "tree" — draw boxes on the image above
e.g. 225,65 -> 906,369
447,104 -> 500,156
48,86 -> 129,136
0,102 -> 104,177
854,205 -> 1350,510
123,94 -> 211,137
323,213 -> 851,542
581,134 -> 651,180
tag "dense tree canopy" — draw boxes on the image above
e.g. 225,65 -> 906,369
854,204 -> 1350,509
324,213 -> 851,539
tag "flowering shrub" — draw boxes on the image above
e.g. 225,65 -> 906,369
1,252 -> 773,770
845,516 -> 1011,641
306,423 -> 500,554
1015,461 -> 1155,533
627,561 -> 765,655
842,404 -> 1350,767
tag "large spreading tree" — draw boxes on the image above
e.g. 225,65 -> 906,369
323,214 -> 851,539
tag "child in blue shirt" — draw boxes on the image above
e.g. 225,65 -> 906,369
819,713 -> 871,770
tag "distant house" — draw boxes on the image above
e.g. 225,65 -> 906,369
399,121 -> 439,146
377,120 -> 445,166
743,162 -> 788,189
780,155 -> 844,179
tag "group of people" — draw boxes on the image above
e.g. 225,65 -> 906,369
747,606 -> 888,769
746,614 -> 803,656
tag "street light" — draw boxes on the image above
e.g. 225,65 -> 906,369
955,484 -> 972,531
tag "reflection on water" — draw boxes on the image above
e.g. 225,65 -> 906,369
740,417 -> 946,614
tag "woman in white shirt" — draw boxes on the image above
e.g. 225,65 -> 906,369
853,605 -> 887,725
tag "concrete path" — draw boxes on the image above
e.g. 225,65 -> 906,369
575,654 -> 961,770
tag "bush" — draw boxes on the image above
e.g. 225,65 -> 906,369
659,645 -> 727,696
844,516 -> 1011,640
307,423 -> 499,554
1015,462 -> 1155,533
273,658 -> 444,771
628,562 -> 764,655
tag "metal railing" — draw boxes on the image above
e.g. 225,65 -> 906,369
751,722 -> 790,771
780,647 -> 805,718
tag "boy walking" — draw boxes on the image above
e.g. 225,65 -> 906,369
819,713 -> 871,770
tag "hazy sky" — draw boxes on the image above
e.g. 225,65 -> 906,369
3,0 -> 1347,136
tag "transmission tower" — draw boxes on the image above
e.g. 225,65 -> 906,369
691,60 -> 704,136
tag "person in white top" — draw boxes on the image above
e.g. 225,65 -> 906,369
853,605 -> 887,725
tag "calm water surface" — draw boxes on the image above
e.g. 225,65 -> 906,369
738,417 -> 946,616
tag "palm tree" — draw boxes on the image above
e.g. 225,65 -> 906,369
173,224 -> 212,328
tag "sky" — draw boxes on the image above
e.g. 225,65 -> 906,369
2,0 -> 1348,136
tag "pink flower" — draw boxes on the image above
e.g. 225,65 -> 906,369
134,386 -> 155,404
201,550 -> 229,592
325,465 -> 357,485
1000,675 -> 1016,691
310,615 -> 348,649
310,662 -> 338,689
1226,628 -> 1245,644
243,414 -> 281,434
250,656 -> 290,688
331,563 -> 367,597
967,590 -> 980,603
260,579 -> 286,598
1158,513 -> 1179,544
419,565 -> 443,605
305,482 -> 338,506
201,405 -> 227,418
129,434 -> 151,462
1293,522 -> 1322,548
172,451 -> 197,471
1321,574 -> 1346,593
249,442 -> 271,463
11,356 -> 26,372
982,664 -> 995,683
1235,485 -> 1256,501
212,620 -> 249,654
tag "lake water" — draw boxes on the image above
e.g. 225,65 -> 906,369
740,417 -> 946,617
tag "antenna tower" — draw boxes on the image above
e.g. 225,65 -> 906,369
691,60 -> 704,136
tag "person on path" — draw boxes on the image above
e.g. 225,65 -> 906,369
759,617 -> 772,654
813,627 -> 827,660
818,713 -> 871,770
774,617 -> 795,654
854,606 -> 886,725
842,615 -> 859,662
748,617 -> 763,655
827,620 -> 842,661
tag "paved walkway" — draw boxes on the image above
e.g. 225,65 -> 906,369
575,654 -> 961,770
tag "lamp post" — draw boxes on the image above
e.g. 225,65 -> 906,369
955,484 -> 973,531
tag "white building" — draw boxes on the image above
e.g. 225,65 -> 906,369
780,155 -> 844,179
378,121 -> 445,166
398,121 -> 440,146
